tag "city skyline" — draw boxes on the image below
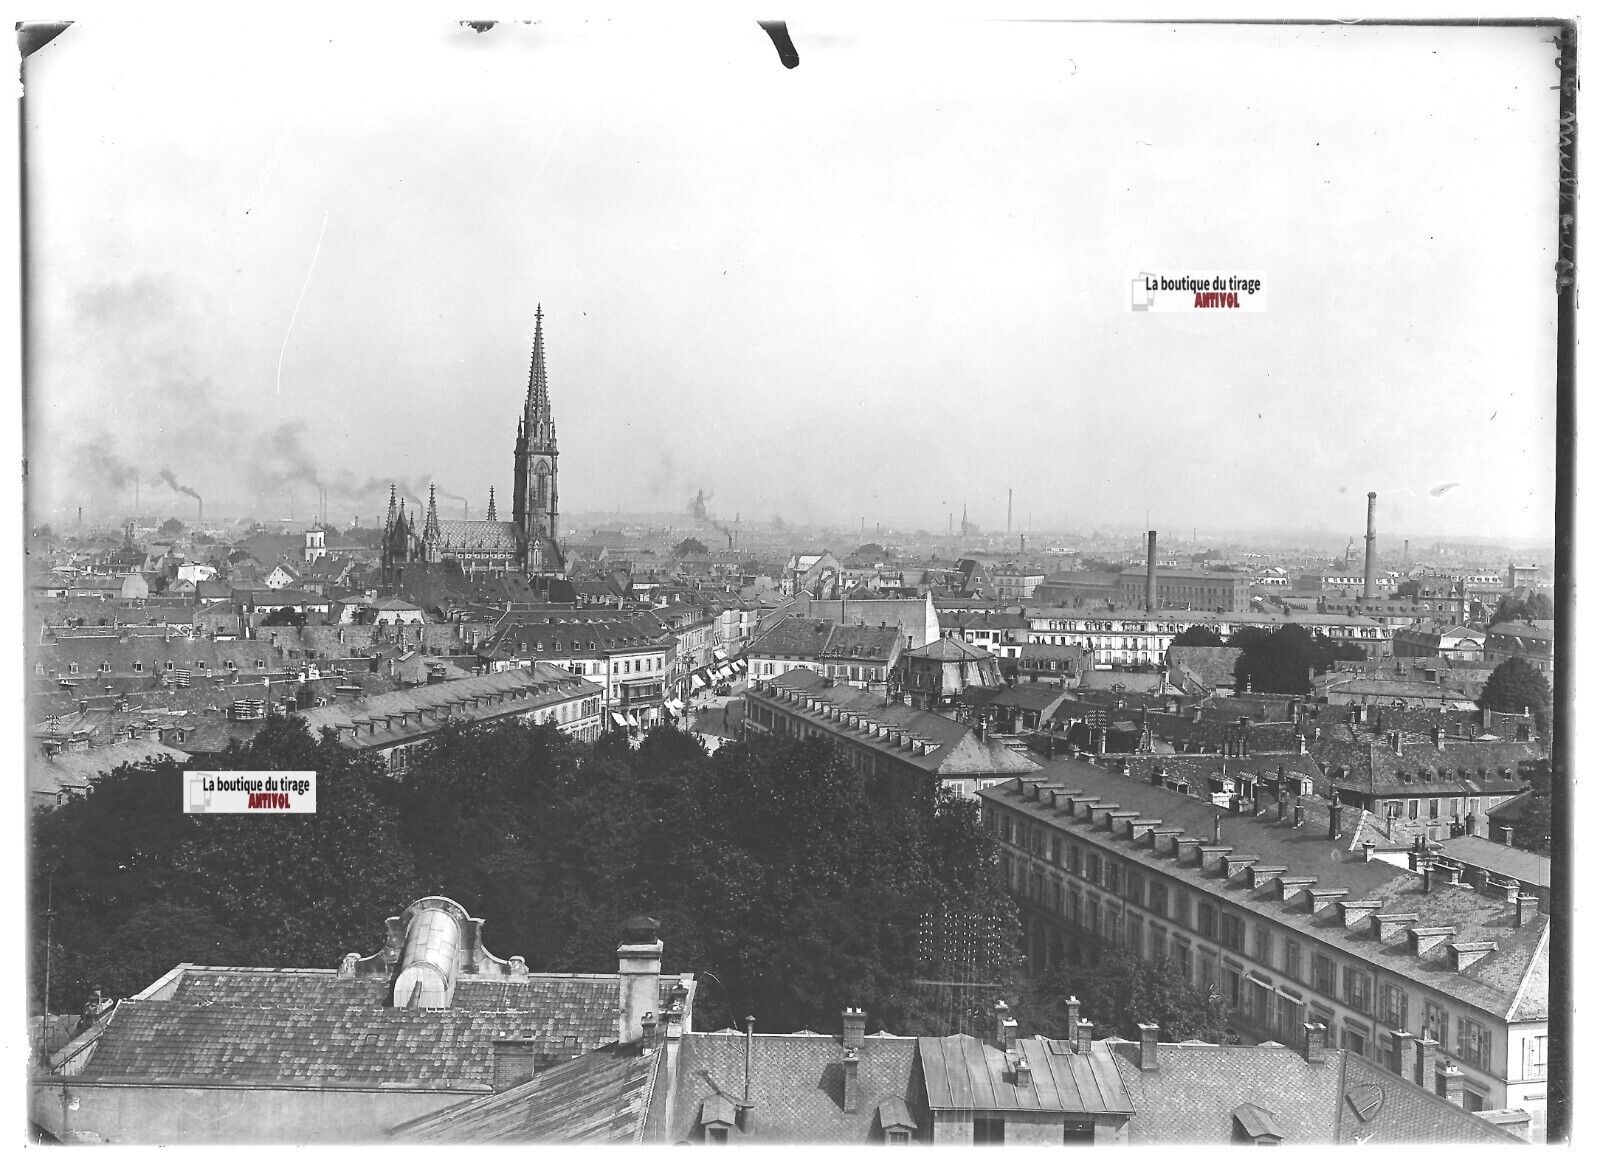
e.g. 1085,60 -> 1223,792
23,18 -> 1559,543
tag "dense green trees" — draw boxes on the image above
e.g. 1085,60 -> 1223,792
1229,624 -> 1365,694
1479,656 -> 1552,733
1011,949 -> 1231,1044
32,717 -> 1018,1038
1170,625 -> 1224,648
672,537 -> 709,557
1492,593 -> 1554,624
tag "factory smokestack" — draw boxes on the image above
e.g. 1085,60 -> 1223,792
197,495 -> 203,527
1363,492 -> 1378,600
1145,530 -> 1158,613
1007,488 -> 1013,534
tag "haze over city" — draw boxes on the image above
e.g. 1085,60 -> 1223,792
24,17 -> 1557,542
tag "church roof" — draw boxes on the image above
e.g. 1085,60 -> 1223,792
435,520 -> 522,555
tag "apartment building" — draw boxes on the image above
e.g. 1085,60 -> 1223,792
1021,609 -> 1391,668
980,764 -> 1548,1126
744,668 -> 1040,799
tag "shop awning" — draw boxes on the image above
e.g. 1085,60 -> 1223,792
712,648 -> 729,661
665,699 -> 684,715
609,712 -> 629,728
626,713 -> 641,729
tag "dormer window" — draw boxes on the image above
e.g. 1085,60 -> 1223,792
133,662 -> 144,673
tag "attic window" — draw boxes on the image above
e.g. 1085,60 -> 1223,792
133,662 -> 144,673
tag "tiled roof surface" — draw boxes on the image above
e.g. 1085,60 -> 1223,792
759,670 -> 1040,780
986,683 -> 1070,714
1165,647 -> 1245,689
83,967 -> 689,1087
918,1034 -> 1132,1114
31,740 -> 190,800
668,1033 -> 922,1144
1435,837 -> 1550,887
1103,1043 -> 1515,1143
393,1043 -> 664,1142
987,770 -> 1549,1021
1310,725 -> 1540,798
904,637 -> 993,663
434,519 -> 522,555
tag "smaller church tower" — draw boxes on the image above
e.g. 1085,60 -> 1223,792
512,305 -> 563,574
422,484 -> 441,563
486,486 -> 497,522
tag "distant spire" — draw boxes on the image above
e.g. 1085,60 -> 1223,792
385,484 -> 398,529
486,486 -> 497,522
423,483 -> 440,543
523,304 -> 555,446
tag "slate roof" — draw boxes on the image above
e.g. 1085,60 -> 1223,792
1103,1042 -> 1515,1143
392,1042 -> 665,1143
434,519 -> 523,555
904,637 -> 993,663
987,769 -> 1550,1023
667,1032 -> 922,1144
1310,724 -> 1540,798
1435,836 -> 1551,888
81,966 -> 688,1088
918,1034 -> 1132,1114
748,617 -> 902,663
986,683 -> 1070,714
757,669 -> 1040,781
1165,647 -> 1244,689
31,739 -> 191,803
297,664 -> 601,751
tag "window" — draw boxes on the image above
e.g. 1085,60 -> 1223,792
1127,916 -> 1144,958
1282,940 -> 1302,982
887,1131 -> 910,1146
1276,992 -> 1304,1041
1149,882 -> 1168,919
1050,836 -> 1062,865
1342,966 -> 1372,1013
1086,853 -> 1102,884
1125,873 -> 1144,906
1223,964 -> 1243,1009
973,1118 -> 1005,1145
1199,949 -> 1217,990
1174,937 -> 1192,981
1311,952 -> 1336,995
133,662 -> 144,673
1429,799 -> 1441,820
1457,1018 -> 1492,1072
1378,983 -> 1408,1030
1342,1021 -> 1370,1057
1408,799 -> 1420,820
1524,1035 -> 1547,1079
1174,890 -> 1191,928
1423,1001 -> 1449,1044
1199,902 -> 1218,940
1220,913 -> 1244,951
1062,1121 -> 1094,1144
1105,862 -> 1121,896
1253,926 -> 1273,966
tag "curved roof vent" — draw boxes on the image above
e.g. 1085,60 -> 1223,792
392,899 -> 468,1008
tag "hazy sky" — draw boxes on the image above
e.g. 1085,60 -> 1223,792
22,16 -> 1559,541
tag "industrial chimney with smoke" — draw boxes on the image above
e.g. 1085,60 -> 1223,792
1145,530 -> 1158,613
1362,492 -> 1378,600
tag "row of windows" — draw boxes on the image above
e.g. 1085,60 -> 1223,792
49,658 -> 266,675
997,818 -> 1506,1078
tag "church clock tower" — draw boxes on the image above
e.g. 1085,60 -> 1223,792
512,305 -> 562,572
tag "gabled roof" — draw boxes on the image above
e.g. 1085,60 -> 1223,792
917,1034 -> 1132,1115
1103,1042 -> 1516,1143
393,1042 -> 665,1143
667,1031 -> 921,1144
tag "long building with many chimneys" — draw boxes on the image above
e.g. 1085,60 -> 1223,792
382,307 -> 567,579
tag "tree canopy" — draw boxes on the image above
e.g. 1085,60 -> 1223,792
852,543 -> 886,560
157,517 -> 186,536
1011,949 -> 1231,1045
1229,624 -> 1364,693
1478,656 -> 1552,732
672,537 -> 709,557
32,716 -> 1017,1037
1492,593 -> 1554,624
1170,624 -> 1224,648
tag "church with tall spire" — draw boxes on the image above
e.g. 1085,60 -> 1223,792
381,307 -> 567,580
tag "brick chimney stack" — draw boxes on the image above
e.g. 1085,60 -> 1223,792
1302,1021 -> 1328,1065
1145,531 -> 1158,613
616,915 -> 663,1046
1138,1023 -> 1160,1071
842,1006 -> 867,1050
1363,492 -> 1378,600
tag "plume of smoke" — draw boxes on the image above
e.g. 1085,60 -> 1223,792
155,467 -> 201,501
771,512 -> 788,532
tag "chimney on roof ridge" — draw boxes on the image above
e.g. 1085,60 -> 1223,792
617,915 -> 663,1046
1516,893 -> 1540,928
1065,996 -> 1081,1050
842,1006 -> 866,1049
1138,1023 -> 1160,1071
1302,1021 -> 1328,1065
1076,1019 -> 1094,1049
491,1029 -> 540,1091
842,1044 -> 862,1113
1437,1062 -> 1466,1108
